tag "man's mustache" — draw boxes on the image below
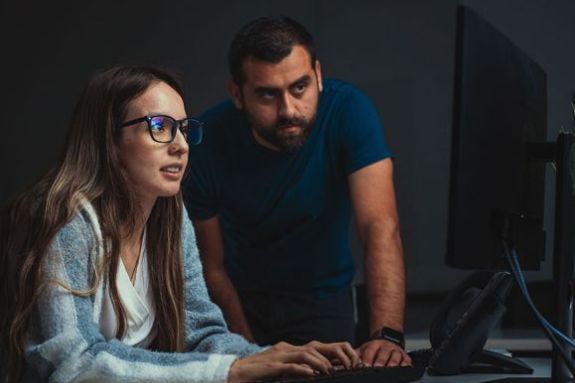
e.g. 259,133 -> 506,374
277,116 -> 306,128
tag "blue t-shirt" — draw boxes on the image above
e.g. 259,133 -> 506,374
183,79 -> 391,294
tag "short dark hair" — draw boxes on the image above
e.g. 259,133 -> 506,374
228,16 -> 316,85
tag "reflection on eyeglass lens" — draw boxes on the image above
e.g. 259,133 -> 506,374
150,116 -> 173,141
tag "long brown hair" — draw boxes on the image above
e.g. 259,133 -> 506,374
0,66 -> 187,382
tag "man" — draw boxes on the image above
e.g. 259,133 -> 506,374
183,16 -> 410,367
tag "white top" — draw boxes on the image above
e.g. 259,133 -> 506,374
99,230 -> 156,348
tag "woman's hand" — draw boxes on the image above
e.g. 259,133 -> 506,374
304,340 -> 362,370
228,340 -> 361,382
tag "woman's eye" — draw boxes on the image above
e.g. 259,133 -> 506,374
150,117 -> 169,132
151,123 -> 165,132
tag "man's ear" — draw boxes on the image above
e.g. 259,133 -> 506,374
227,79 -> 244,110
314,60 -> 323,92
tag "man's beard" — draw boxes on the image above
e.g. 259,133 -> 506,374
249,114 -> 315,153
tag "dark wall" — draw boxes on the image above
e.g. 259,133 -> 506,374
1,0 -> 574,293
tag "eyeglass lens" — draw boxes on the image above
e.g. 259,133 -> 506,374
149,116 -> 174,143
184,119 -> 203,145
148,116 -> 202,144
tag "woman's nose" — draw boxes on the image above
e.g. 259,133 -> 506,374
169,129 -> 189,155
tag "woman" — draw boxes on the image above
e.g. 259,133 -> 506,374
0,66 -> 359,382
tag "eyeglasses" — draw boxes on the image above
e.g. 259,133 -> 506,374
118,115 -> 203,144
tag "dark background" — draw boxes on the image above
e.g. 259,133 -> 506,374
1,0 -> 574,325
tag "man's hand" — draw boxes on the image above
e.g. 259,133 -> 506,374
357,339 -> 412,367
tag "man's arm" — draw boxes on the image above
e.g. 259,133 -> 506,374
192,216 -> 256,342
348,158 -> 411,367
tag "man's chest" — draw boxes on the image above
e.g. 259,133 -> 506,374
217,145 -> 345,227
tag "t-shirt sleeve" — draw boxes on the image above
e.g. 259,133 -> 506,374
336,87 -> 391,175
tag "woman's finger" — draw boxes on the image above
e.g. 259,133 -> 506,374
290,347 -> 332,375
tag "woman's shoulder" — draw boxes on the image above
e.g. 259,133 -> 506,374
47,198 -> 103,268
57,198 -> 102,243
41,198 -> 104,289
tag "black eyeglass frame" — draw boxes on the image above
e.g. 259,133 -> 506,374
117,114 -> 203,144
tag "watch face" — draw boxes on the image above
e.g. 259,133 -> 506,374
379,327 -> 405,347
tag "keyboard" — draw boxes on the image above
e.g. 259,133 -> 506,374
259,350 -> 430,383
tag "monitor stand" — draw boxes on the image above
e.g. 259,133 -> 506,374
434,130 -> 575,382
493,132 -> 575,383
550,132 -> 575,382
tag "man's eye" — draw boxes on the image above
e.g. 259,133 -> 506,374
258,90 -> 276,100
293,83 -> 307,94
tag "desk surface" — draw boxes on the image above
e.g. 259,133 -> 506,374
419,358 -> 550,382
406,328 -> 551,351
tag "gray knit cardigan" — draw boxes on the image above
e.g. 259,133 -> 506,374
19,200 -> 261,382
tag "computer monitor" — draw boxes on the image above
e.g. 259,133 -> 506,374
446,6 -> 547,271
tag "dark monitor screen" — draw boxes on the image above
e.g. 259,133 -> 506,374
446,6 -> 547,270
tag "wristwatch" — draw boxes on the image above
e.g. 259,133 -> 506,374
370,326 -> 405,349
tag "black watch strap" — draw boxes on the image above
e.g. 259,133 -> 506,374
370,326 -> 405,348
